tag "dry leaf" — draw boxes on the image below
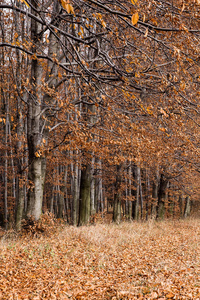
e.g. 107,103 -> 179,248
60,0 -> 74,14
66,3 -> 74,14
166,292 -> 175,299
101,20 -> 107,28
131,12 -> 139,26
159,127 -> 166,132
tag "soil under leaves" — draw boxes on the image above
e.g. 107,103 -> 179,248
0,219 -> 200,299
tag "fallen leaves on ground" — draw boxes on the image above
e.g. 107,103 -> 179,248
0,219 -> 200,299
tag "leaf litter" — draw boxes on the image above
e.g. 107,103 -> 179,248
0,219 -> 200,299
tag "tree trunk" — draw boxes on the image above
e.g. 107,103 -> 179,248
128,164 -> 132,221
58,166 -> 64,219
26,0 -> 44,221
97,159 -> 103,214
4,102 -> 8,229
179,194 -> 184,218
26,0 -> 60,221
79,165 -> 91,226
132,165 -> 140,220
151,171 -> 159,218
139,168 -> 143,219
15,9 -> 25,229
184,196 -> 191,218
113,165 -> 122,224
90,155 -> 96,216
27,158 -> 46,220
72,157 -> 79,225
157,174 -> 168,220
145,169 -> 150,221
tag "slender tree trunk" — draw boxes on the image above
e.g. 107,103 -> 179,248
8,122 -> 16,201
132,165 -> 140,220
125,164 -> 128,217
139,168 -> 143,219
16,105 -> 25,229
72,156 -> 79,225
98,159 -> 103,214
16,109 -> 25,232
58,189 -> 64,219
15,29 -> 25,229
16,183 -> 24,229
50,172 -> 55,214
184,196 -> 191,218
179,194 -> 184,218
4,104 -> 8,229
79,165 -> 91,226
145,170 -> 150,221
151,172 -> 159,218
113,165 -> 122,224
128,164 -> 132,220
168,183 -> 174,218
63,166 -> 69,222
58,165 -> 64,219
90,155 -> 96,216
157,174 -> 168,219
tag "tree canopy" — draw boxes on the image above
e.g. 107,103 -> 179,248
0,0 -> 200,228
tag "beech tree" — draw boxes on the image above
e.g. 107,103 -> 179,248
0,0 -> 199,227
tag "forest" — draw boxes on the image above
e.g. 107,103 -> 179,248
0,0 -> 200,230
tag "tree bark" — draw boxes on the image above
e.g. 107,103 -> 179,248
72,156 -> 79,225
79,165 -> 91,226
157,174 -> 168,220
26,0 -> 44,221
4,99 -> 8,229
128,164 -> 132,221
151,171 -> 159,218
113,165 -> 122,224
26,0 -> 60,221
184,196 -> 191,218
58,166 -> 64,219
132,165 -> 140,220
179,194 -> 184,218
139,168 -> 143,219
90,155 -> 96,216
15,3 -> 25,230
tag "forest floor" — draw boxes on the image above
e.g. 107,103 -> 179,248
0,218 -> 200,299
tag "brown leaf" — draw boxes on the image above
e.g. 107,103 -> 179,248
166,292 -> 175,299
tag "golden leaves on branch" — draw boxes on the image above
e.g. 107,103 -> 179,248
58,0 -> 74,14
101,19 -> 107,28
131,0 -> 138,4
96,13 -> 107,28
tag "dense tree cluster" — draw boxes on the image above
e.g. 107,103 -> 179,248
0,0 -> 200,229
